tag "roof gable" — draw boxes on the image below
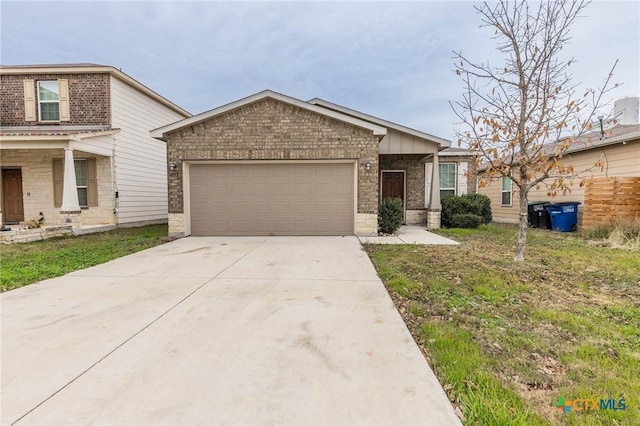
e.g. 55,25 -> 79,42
308,98 -> 451,148
151,90 -> 386,140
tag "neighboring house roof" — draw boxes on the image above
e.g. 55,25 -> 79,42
561,124 -> 640,154
308,98 -> 451,148
477,124 -> 640,172
0,63 -> 191,118
151,90 -> 387,140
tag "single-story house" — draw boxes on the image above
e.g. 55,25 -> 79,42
151,90 -> 467,237
0,64 -> 190,234
478,117 -> 640,227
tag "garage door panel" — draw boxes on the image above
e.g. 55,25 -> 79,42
190,163 -> 354,236
315,183 -> 336,196
334,201 -> 353,214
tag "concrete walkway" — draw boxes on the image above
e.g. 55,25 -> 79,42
1,236 -> 461,425
359,225 -> 460,245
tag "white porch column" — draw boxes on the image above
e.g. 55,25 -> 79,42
60,147 -> 80,213
427,152 -> 442,229
429,152 -> 441,210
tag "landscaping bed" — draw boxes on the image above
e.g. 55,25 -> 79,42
365,223 -> 639,425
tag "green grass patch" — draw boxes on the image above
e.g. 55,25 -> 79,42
1,225 -> 170,292
365,223 -> 640,425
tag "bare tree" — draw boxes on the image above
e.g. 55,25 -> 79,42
451,0 -> 617,263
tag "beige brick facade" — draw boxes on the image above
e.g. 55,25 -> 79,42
0,73 -> 110,126
0,149 -> 114,226
165,98 -> 381,234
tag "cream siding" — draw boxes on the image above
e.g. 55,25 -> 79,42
71,134 -> 116,158
479,140 -> 640,224
110,76 -> 187,224
379,129 -> 439,154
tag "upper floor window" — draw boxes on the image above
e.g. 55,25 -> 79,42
24,79 -> 69,123
439,163 -> 457,199
501,176 -> 512,206
37,81 -> 60,121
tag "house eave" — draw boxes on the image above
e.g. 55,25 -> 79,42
1,64 -> 191,118
308,98 -> 452,148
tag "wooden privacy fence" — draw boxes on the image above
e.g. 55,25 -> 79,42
582,177 -> 640,228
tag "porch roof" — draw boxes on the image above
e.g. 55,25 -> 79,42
0,126 -> 119,157
0,126 -> 120,141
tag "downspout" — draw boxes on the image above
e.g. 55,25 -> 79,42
110,133 -> 119,224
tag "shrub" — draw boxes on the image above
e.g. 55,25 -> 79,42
462,193 -> 492,223
378,197 -> 404,234
441,193 -> 492,228
451,213 -> 482,229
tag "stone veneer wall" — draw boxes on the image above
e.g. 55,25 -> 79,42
165,98 -> 381,235
0,149 -> 115,226
0,225 -> 73,244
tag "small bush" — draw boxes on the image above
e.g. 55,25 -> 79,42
583,225 -> 613,240
463,193 -> 492,223
441,193 -> 492,228
451,213 -> 482,229
378,197 -> 404,234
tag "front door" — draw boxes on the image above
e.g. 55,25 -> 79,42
2,169 -> 24,223
381,171 -> 405,202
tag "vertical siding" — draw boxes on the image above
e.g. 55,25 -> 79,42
110,77 -> 187,224
479,141 -> 640,224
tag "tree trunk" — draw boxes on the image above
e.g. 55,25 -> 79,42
514,188 -> 528,263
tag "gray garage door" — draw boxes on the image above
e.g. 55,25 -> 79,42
189,163 -> 354,236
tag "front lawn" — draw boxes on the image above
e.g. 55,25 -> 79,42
365,224 -> 639,425
1,225 -> 170,292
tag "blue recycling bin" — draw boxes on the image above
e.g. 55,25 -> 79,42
547,202 -> 581,232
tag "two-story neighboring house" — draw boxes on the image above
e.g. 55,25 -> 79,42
0,64 -> 190,232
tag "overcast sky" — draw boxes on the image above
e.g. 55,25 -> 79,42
2,1 -> 638,142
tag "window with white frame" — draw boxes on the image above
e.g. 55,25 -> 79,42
74,159 -> 88,207
439,163 -> 457,199
37,81 -> 60,121
501,176 -> 512,206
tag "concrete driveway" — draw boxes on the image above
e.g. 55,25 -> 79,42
1,236 -> 460,425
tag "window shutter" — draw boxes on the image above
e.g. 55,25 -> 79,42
424,163 -> 433,207
24,79 -> 36,121
58,79 -> 70,121
53,159 -> 63,207
87,158 -> 98,207
458,162 -> 468,195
